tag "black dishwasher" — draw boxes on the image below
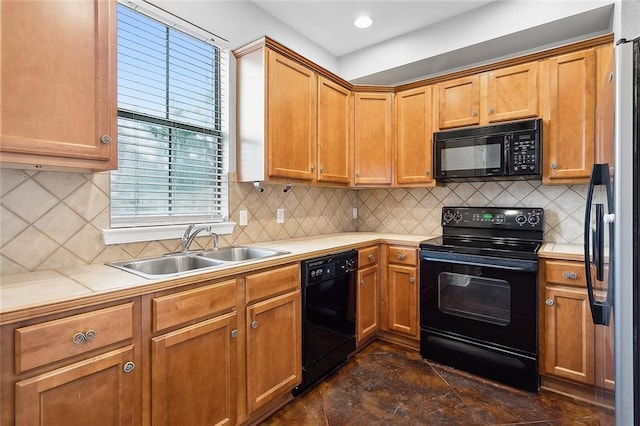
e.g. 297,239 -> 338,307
292,250 -> 358,396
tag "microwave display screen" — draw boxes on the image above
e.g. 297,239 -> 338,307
440,143 -> 502,172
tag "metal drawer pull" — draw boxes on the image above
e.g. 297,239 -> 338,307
562,271 -> 578,280
72,330 -> 97,344
123,361 -> 135,373
397,253 -> 406,260
546,299 -> 554,306
368,254 -> 374,261
231,329 -> 239,338
251,321 -> 258,329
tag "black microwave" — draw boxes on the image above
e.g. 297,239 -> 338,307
433,118 -> 542,180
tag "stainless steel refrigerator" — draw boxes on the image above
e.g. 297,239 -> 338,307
584,36 -> 639,425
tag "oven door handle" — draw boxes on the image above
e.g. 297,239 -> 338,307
420,251 -> 538,272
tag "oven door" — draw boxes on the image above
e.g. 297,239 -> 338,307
420,250 -> 537,355
434,135 -> 506,179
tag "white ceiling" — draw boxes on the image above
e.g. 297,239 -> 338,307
249,0 -> 497,57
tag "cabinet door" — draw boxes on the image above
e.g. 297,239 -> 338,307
0,0 -> 117,171
387,264 -> 419,338
437,75 -> 480,129
486,62 -> 538,123
151,312 -> 237,426
357,265 -> 379,343
544,49 -> 596,183
246,290 -> 301,414
15,346 -> 137,425
543,286 -> 595,385
395,86 -> 434,185
267,51 -> 317,181
317,77 -> 350,184
353,92 -> 393,186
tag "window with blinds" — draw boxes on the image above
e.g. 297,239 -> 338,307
111,3 -> 228,228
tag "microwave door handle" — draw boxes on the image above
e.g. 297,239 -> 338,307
504,135 -> 511,174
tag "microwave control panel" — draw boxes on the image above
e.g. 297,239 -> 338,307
510,132 -> 540,174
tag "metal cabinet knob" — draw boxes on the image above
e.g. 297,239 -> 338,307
355,172 -> 360,177
100,135 -> 112,144
320,167 -> 325,173
397,253 -> 406,260
123,361 -> 135,373
425,170 -> 430,176
545,299 -> 554,306
360,279 -> 365,285
231,329 -> 239,338
368,254 -> 374,261
251,321 -> 258,329
311,166 -> 315,172
472,111 -> 478,117
562,271 -> 578,280
551,163 -> 558,170
488,108 -> 495,115
409,277 -> 415,284
72,330 -> 97,344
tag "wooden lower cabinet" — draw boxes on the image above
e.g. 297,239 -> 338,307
246,290 -> 301,415
542,285 -> 595,385
386,264 -> 419,339
151,312 -> 238,426
357,264 -> 380,343
15,345 -> 137,425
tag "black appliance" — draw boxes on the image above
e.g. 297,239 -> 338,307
433,118 -> 542,180
293,250 -> 357,396
419,206 -> 543,392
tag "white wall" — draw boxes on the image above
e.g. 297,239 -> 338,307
620,0 -> 640,39
338,0 -> 614,84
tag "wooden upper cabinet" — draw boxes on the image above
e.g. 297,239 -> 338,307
395,86 -> 435,186
543,49 -> 596,183
486,62 -> 538,123
317,77 -> 351,184
267,51 -> 317,181
437,75 -> 481,129
437,62 -> 538,130
353,92 -> 394,186
0,0 -> 117,172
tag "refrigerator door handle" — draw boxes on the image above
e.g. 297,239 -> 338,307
584,163 -> 613,326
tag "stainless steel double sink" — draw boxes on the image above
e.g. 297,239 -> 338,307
107,247 -> 290,279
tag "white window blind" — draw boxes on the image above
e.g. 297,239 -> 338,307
111,3 -> 228,228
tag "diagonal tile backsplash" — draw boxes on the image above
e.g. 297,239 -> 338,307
356,180 -> 587,243
0,168 -> 586,275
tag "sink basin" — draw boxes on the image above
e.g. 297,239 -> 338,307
197,247 -> 290,262
107,254 -> 224,279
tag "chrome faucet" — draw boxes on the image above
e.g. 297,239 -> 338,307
181,224 -> 213,252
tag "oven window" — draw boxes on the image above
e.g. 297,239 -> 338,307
437,272 -> 510,326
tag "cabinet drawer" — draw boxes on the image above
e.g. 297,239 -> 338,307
543,260 -> 587,287
246,264 -> 300,304
358,246 -> 379,268
152,279 -> 236,333
387,246 -> 417,266
15,303 -> 134,373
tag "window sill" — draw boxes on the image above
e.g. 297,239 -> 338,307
102,222 -> 236,245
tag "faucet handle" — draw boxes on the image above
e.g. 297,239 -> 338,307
182,224 -> 195,241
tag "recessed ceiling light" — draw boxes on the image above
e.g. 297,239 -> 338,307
354,16 -> 373,29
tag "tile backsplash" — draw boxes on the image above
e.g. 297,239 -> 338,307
0,168 -> 585,275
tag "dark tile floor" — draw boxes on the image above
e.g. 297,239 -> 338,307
262,340 -> 615,425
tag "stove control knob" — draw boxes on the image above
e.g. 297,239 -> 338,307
453,212 -> 462,222
515,215 -> 527,225
443,211 -> 453,223
527,214 -> 540,225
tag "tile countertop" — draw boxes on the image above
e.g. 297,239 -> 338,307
539,242 -> 585,261
0,232 -> 431,324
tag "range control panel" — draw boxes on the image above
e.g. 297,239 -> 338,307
441,207 -> 544,231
